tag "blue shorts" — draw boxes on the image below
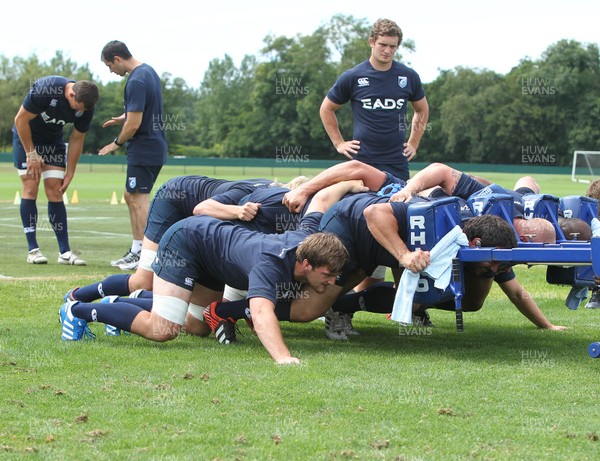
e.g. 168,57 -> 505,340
13,131 -> 66,170
152,219 -> 224,292
144,182 -> 189,243
125,164 -> 162,193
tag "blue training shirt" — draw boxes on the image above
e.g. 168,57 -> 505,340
177,212 -> 324,304
320,192 -> 405,274
123,63 -> 168,166
159,176 -> 272,216
14,76 -> 94,145
327,60 -> 425,167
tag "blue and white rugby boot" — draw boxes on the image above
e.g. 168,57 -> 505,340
59,300 -> 95,341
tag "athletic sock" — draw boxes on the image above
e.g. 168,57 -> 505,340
20,198 -> 39,251
332,282 -> 396,314
215,299 -> 250,321
74,274 -> 132,302
48,201 -> 70,254
215,298 -> 292,322
131,240 -> 143,254
72,300 -> 142,332
134,289 -> 153,299
115,296 -> 153,312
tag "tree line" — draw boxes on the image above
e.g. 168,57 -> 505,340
1,15 -> 599,166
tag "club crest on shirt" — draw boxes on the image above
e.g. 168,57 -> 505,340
398,76 -> 407,88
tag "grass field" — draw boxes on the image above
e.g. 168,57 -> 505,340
1,162 -> 600,460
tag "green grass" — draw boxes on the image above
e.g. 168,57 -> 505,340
1,163 -> 599,460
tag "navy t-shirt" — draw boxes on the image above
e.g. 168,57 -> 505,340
123,63 -> 168,166
184,212 -> 323,304
321,192 -> 404,274
327,60 -> 425,166
237,186 -> 313,234
14,76 -> 94,145
161,176 -> 271,216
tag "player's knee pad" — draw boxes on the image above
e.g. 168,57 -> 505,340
187,303 -> 205,321
152,294 -> 189,326
138,249 -> 157,272
41,169 -> 66,180
223,285 -> 247,302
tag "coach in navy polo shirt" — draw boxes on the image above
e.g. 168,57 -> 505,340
320,18 -> 429,181
99,40 -> 168,270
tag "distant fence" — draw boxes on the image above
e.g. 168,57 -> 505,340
0,153 -> 573,175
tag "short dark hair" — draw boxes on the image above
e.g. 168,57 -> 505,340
296,233 -> 349,274
101,40 -> 133,62
72,81 -> 99,110
463,215 -> 517,248
370,18 -> 403,46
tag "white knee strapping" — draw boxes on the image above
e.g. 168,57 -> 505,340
41,170 -> 66,180
17,169 -> 28,176
223,285 -> 247,301
138,249 -> 157,272
152,294 -> 189,325
187,303 -> 205,321
370,265 -> 387,280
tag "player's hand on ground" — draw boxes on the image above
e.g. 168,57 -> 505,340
336,140 -> 360,159
399,249 -> 430,273
547,324 -> 568,331
275,356 -> 301,365
238,202 -> 261,221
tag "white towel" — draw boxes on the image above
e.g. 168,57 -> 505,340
392,225 -> 469,325
591,218 -> 600,237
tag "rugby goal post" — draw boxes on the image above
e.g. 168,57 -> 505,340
571,151 -> 600,184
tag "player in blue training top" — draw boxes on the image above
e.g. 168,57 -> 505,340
320,18 -> 429,181
64,175 -> 273,304
59,180 -> 368,364
13,76 -> 99,265
99,40 -> 168,270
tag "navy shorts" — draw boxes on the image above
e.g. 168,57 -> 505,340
152,219 -> 224,292
125,164 -> 162,193
144,182 -> 188,243
13,131 -> 66,170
